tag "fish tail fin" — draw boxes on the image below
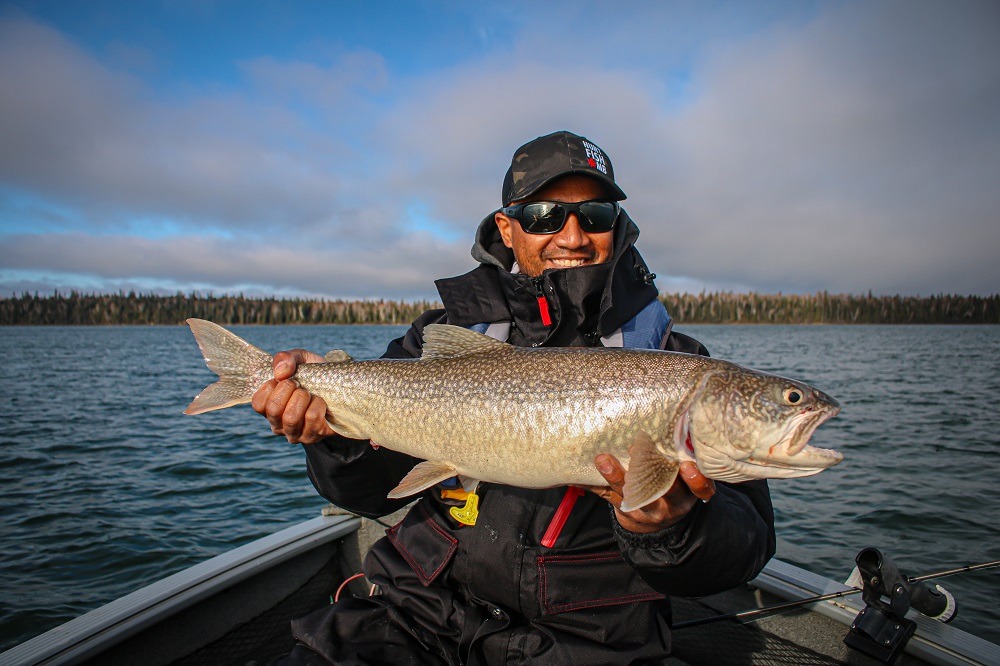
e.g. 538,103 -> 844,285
184,318 -> 274,415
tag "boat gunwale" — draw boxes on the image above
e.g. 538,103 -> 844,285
752,558 -> 1000,666
0,514 -> 361,666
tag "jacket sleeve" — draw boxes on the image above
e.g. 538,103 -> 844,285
612,479 -> 776,596
300,309 -> 447,518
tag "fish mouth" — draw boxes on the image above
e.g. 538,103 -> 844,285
785,402 -> 840,455
744,405 -> 843,475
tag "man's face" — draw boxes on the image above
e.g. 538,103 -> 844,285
494,175 -> 615,278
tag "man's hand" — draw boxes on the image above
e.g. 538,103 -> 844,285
251,349 -> 335,444
583,455 -> 716,534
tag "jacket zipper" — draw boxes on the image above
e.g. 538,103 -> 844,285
531,277 -> 553,327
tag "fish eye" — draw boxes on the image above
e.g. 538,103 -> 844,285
783,388 -> 803,404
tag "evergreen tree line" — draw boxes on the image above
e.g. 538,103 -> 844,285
1,291 -> 997,325
0,293 -> 438,326
660,291 -> 998,324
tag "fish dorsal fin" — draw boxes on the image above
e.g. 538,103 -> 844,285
324,350 -> 353,363
421,324 -> 509,360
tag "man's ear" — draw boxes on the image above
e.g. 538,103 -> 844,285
495,212 -> 514,248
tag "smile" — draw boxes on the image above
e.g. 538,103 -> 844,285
548,258 -> 591,268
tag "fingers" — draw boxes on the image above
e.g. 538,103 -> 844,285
595,454 -> 625,491
576,483 -> 618,505
260,378 -> 299,433
253,348 -> 333,444
275,383 -> 313,442
300,395 -> 335,444
272,349 -> 326,380
590,454 -> 713,533
251,378 -> 278,416
580,454 -> 623,507
272,350 -> 302,381
250,376 -> 333,444
579,453 -> 625,509
679,461 -> 716,501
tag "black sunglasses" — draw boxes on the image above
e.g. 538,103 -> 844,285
500,200 -> 620,235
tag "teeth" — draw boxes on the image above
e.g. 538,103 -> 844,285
550,259 -> 587,267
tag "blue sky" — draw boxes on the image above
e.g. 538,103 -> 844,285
1,0 -> 997,300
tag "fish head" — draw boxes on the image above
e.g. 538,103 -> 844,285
686,365 -> 843,482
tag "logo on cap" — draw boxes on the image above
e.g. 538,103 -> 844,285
581,140 -> 608,174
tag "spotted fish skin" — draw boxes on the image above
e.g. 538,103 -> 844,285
186,319 -> 842,511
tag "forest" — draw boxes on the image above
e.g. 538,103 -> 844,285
2,291 -> 996,325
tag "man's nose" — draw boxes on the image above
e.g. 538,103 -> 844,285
553,214 -> 590,247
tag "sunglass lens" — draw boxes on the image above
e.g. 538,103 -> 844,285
579,202 -> 617,232
514,201 -> 617,234
521,203 -> 566,233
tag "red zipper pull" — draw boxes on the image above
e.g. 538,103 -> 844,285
541,487 -> 584,548
532,278 -> 553,327
537,295 -> 552,326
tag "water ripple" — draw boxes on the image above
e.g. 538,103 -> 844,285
2,323 -> 998,650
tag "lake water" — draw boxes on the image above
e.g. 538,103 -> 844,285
1,323 -> 998,651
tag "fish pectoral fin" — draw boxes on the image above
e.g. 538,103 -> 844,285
387,461 -> 460,499
620,432 -> 680,513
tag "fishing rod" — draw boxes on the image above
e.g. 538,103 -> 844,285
671,587 -> 861,629
908,559 -> 1000,583
672,554 -> 1000,631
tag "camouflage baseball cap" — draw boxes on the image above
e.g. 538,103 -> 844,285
501,131 -> 626,205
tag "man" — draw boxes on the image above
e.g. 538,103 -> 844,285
254,131 -> 775,664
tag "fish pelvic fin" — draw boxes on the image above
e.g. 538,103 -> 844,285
388,460 -> 462,499
184,319 -> 274,415
420,324 -> 509,360
620,432 -> 681,512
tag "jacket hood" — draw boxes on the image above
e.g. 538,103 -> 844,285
436,207 -> 659,347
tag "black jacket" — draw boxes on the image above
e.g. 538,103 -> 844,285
292,209 -> 776,665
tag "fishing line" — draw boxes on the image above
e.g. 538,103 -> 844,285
672,558 -> 1000,631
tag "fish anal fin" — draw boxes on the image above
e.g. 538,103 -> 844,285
420,324 -> 509,360
620,432 -> 680,512
387,461 -> 460,499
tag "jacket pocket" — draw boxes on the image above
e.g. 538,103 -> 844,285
386,502 -> 458,586
536,551 -> 665,615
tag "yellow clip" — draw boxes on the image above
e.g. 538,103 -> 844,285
449,492 -> 479,526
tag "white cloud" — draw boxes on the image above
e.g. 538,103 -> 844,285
626,0 -> 1000,295
0,231 -> 469,300
0,16 -> 356,232
1,2 -> 998,299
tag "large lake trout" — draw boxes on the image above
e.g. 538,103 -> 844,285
185,319 -> 842,511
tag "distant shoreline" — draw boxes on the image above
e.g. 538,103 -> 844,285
3,292 -> 997,326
